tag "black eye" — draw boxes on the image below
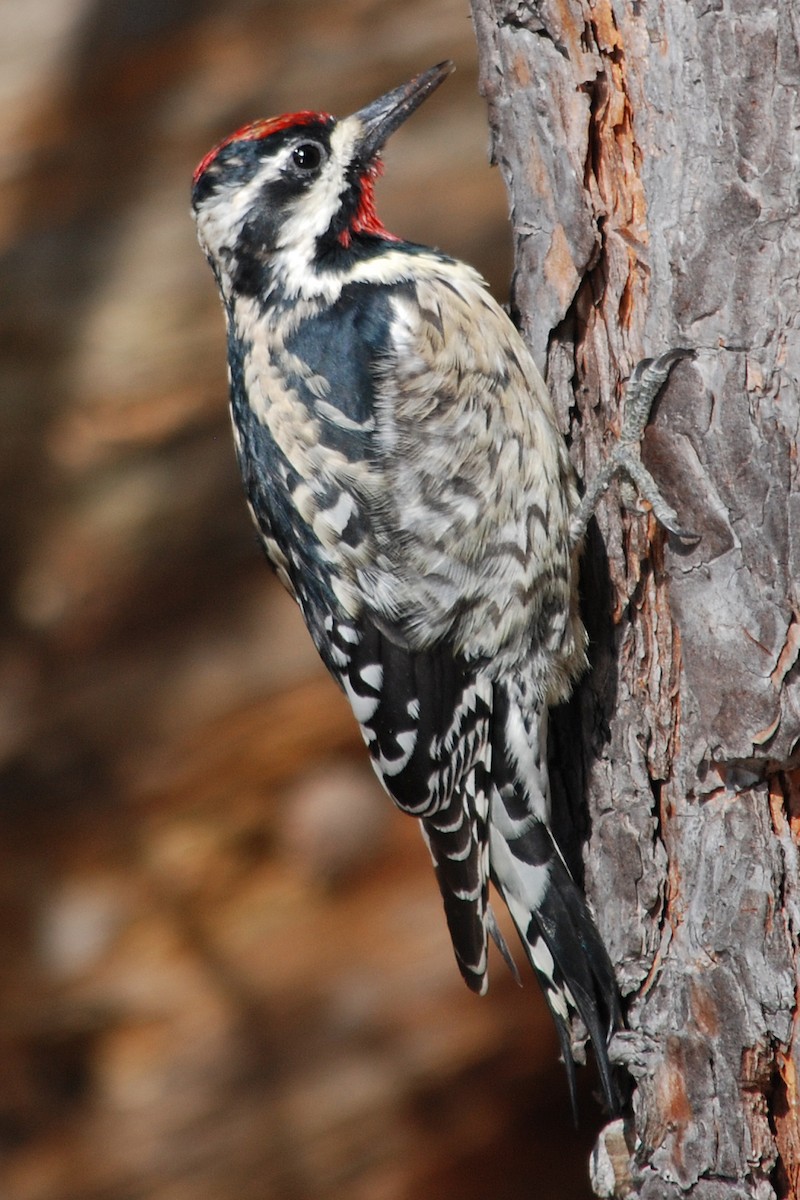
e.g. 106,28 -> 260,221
292,142 -> 323,171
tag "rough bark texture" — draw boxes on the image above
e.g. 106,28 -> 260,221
469,1 -> 800,1197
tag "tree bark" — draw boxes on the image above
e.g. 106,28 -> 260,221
468,2 -> 800,1197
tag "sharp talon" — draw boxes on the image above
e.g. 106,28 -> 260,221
665,526 -> 701,545
628,356 -> 653,385
653,347 -> 694,371
627,348 -> 693,393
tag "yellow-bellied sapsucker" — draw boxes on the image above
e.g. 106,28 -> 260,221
192,61 -> 690,1111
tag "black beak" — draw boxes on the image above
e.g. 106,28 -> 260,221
352,61 -> 455,162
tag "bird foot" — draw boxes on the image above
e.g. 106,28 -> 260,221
570,349 -> 699,546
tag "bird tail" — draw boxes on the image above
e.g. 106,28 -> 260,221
489,682 -> 621,1114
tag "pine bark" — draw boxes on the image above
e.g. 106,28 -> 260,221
468,2 -> 800,1197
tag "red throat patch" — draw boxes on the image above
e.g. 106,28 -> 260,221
338,160 -> 400,249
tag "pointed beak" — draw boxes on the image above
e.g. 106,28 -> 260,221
352,61 -> 455,162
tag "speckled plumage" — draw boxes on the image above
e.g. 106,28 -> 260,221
192,62 -> 620,1111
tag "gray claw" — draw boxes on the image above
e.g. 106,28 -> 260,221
620,348 -> 694,447
570,348 -> 697,546
615,451 -> 698,543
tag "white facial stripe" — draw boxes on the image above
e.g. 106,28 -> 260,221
271,117 -> 363,299
277,118 -> 360,249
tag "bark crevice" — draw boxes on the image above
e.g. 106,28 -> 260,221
470,1 -> 800,1194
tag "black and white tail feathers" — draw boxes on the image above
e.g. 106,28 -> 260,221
519,847 -> 621,1115
489,681 -> 621,1114
334,615 -> 620,1112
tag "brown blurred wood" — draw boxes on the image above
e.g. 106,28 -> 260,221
469,2 -> 800,1197
137,676 -> 360,807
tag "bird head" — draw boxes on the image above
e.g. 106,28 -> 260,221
191,61 -> 454,297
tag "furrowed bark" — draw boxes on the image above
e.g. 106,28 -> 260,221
469,2 -> 800,1196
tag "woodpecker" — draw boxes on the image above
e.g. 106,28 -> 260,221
192,60 -> 689,1111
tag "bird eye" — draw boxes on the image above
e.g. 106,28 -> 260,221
292,142 -> 324,171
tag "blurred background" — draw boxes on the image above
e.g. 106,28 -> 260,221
0,1 -> 603,1196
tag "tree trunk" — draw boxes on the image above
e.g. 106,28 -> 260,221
468,2 -> 800,1196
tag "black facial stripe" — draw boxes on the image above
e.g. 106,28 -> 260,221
192,121 -> 334,207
